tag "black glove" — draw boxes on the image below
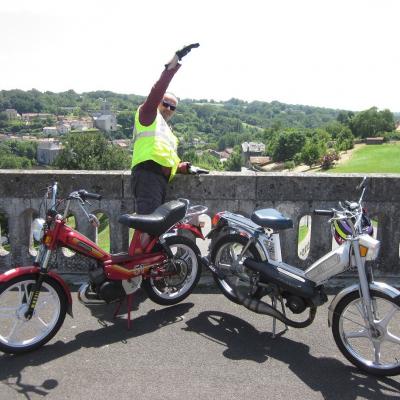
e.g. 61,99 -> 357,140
175,43 -> 200,60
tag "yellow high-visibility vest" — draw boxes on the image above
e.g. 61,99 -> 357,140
131,108 -> 180,181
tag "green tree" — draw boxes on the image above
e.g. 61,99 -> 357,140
350,107 -> 395,138
335,127 -> 354,151
54,131 -> 130,170
269,129 -> 306,162
324,121 -> 347,139
301,140 -> 324,167
224,146 -> 242,171
336,111 -> 354,126
0,154 -> 32,169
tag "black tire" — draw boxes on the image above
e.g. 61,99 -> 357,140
0,274 -> 68,354
142,235 -> 201,306
210,234 -> 263,304
332,289 -> 400,376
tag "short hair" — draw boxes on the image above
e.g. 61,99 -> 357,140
164,92 -> 179,104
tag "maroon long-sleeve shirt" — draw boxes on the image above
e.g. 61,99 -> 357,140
138,64 -> 181,126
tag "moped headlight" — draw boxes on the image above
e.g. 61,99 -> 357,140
32,218 -> 45,241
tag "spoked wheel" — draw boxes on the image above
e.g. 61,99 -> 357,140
332,289 -> 400,376
142,236 -> 201,305
211,234 -> 263,304
0,275 -> 67,354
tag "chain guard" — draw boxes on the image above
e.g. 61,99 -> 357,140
122,276 -> 142,295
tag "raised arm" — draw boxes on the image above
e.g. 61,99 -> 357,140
138,44 -> 200,126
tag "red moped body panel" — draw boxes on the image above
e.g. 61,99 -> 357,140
104,252 -> 166,280
53,222 -> 110,261
0,266 -> 73,316
175,223 -> 205,240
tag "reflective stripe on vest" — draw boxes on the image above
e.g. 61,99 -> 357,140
133,129 -> 177,150
131,109 -> 180,181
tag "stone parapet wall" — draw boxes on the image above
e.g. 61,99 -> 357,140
0,170 -> 399,281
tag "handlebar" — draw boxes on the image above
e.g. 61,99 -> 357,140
313,210 -> 335,217
77,190 -> 102,201
188,165 -> 209,175
357,176 -> 368,191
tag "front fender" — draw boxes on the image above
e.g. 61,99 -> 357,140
328,281 -> 400,327
0,266 -> 73,316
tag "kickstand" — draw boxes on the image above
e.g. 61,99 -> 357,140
113,294 -> 134,330
272,297 -> 277,338
271,296 -> 289,339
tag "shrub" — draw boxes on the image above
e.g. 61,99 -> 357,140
293,152 -> 302,165
284,160 -> 295,170
320,149 -> 340,170
383,131 -> 400,142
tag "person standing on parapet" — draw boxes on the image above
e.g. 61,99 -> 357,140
131,44 -> 199,215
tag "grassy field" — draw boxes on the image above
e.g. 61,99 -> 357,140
331,143 -> 400,173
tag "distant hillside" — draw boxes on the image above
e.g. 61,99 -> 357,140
0,89 -> 343,129
1,89 -> 397,146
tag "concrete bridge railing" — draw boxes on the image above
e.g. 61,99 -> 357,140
0,170 -> 399,285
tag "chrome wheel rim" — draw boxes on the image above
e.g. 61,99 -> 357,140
150,243 -> 198,299
214,242 -> 254,297
0,280 -> 61,348
339,296 -> 400,370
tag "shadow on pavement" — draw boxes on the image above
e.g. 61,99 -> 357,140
0,297 -> 194,399
184,310 -> 400,400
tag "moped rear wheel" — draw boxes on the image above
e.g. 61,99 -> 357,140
211,234 -> 263,304
0,274 -> 67,354
142,236 -> 201,305
332,289 -> 400,376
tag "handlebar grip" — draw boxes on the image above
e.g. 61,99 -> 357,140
78,190 -> 102,201
188,165 -> 210,175
313,210 -> 334,217
195,167 -> 209,174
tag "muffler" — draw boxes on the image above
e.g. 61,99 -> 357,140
233,288 -> 316,329
243,258 -> 316,298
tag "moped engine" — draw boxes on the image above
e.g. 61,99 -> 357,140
285,295 -> 307,314
78,268 -> 126,305
98,280 -> 125,303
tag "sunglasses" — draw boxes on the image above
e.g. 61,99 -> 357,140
162,101 -> 176,111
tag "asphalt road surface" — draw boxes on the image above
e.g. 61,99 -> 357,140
1,289 -> 400,400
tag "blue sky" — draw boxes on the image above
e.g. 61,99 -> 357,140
1,0 -> 399,111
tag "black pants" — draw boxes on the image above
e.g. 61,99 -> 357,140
131,165 -> 168,215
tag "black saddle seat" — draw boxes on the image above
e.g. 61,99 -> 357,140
118,200 -> 186,236
251,208 -> 293,231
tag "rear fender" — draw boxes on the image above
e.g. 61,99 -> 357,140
175,223 -> 205,240
208,227 -> 267,261
206,225 -> 238,240
328,281 -> 400,327
0,266 -> 73,317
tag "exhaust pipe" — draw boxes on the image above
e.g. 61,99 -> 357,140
78,283 -> 106,306
233,288 -> 315,329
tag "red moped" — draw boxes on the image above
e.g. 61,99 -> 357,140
0,174 -> 208,354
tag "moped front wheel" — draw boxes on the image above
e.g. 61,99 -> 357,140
0,274 -> 67,354
142,236 -> 201,305
332,289 -> 400,376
